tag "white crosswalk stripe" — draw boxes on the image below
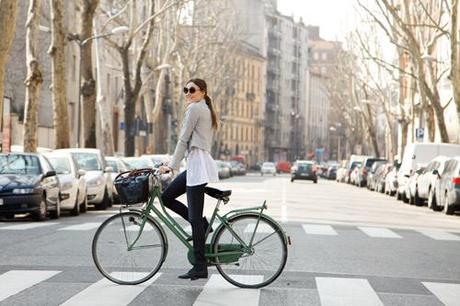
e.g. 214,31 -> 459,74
422,282 -> 460,306
193,274 -> 263,306
0,270 -> 61,302
58,222 -> 101,231
61,273 -> 162,306
302,224 -> 338,236
0,222 -> 58,230
358,227 -> 402,238
416,229 -> 460,241
316,277 -> 384,306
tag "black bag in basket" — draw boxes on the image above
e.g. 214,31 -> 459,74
114,170 -> 151,205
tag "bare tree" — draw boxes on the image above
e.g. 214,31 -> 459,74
23,0 -> 43,152
450,0 -> 460,132
48,0 -> 70,148
0,0 -> 18,150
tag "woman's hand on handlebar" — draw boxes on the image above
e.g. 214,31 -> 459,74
158,165 -> 173,174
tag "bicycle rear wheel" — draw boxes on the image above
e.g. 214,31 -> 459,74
212,213 -> 287,288
92,211 -> 166,285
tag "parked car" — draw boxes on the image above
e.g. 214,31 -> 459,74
397,143 -> 460,202
385,163 -> 400,196
435,157 -> 460,214
45,152 -> 88,215
349,162 -> 362,185
276,161 -> 291,174
405,164 -> 426,204
374,163 -> 393,193
356,158 -> 387,187
0,153 -> 60,221
223,161 -> 234,177
367,162 -> 386,191
346,161 -> 362,184
55,148 -> 114,210
326,165 -> 337,180
415,156 -> 448,207
122,157 -> 155,170
216,160 -> 231,179
142,154 -> 171,167
261,162 -> 277,176
105,156 -> 129,204
291,160 -> 317,183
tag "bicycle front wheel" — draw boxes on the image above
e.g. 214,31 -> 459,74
92,211 -> 166,285
212,213 -> 288,288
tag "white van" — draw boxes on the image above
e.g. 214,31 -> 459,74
396,143 -> 460,201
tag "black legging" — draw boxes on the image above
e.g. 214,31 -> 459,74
161,171 -> 207,267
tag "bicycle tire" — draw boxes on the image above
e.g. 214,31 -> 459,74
212,213 -> 288,288
92,211 -> 167,285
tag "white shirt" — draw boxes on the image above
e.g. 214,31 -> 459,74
186,147 -> 219,187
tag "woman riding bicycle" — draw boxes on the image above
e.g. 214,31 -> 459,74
158,78 -> 219,280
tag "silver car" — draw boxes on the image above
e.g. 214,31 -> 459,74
55,149 -> 114,210
105,156 -> 129,204
434,157 -> 460,215
45,152 -> 87,215
261,162 -> 276,176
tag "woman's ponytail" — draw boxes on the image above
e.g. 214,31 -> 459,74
187,78 -> 219,130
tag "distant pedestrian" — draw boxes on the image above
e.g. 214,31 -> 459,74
159,78 -> 219,280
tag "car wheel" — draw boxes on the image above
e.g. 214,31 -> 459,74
428,188 -> 441,211
396,192 -> 401,201
290,178 -> 294,182
261,173 -> 264,176
33,195 -> 47,221
95,189 -> 109,210
49,195 -> 61,219
71,192 -> 80,216
402,192 -> 409,203
414,189 -> 423,206
313,179 -> 318,184
443,192 -> 454,215
80,195 -> 88,213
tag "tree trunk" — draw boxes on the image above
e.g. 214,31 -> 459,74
93,19 -> 114,155
78,0 -> 98,148
49,0 -> 70,148
451,0 -> 460,142
23,0 -> 43,153
0,0 -> 18,148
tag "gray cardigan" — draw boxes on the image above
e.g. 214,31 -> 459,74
169,100 -> 213,170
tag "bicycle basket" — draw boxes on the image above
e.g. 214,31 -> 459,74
114,169 -> 152,205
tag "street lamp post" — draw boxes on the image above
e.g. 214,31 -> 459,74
74,26 -> 128,147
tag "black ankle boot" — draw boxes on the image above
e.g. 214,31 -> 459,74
178,266 -> 208,280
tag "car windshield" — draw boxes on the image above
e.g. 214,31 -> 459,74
0,155 -> 41,175
72,153 -> 102,171
298,163 -> 312,171
123,159 -> 152,170
48,157 -> 71,174
263,162 -> 275,167
106,160 -> 119,172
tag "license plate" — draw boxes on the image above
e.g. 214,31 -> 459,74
0,198 -> 3,206
301,173 -> 308,176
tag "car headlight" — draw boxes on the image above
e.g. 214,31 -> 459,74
87,179 -> 104,187
12,188 -> 35,194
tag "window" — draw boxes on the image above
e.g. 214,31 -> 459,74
313,52 -> 319,60
322,52 -> 327,60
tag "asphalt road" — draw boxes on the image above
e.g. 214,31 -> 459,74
1,173 -> 459,306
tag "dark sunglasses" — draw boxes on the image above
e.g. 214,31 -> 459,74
183,86 -> 199,94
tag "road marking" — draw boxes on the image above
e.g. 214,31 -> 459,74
0,223 -> 58,230
194,274 -> 263,306
302,224 -> 338,236
316,277 -> 383,306
0,270 -> 60,302
417,229 -> 460,241
244,223 -> 273,233
185,220 -> 221,234
121,225 -> 153,232
61,272 -> 161,306
58,222 -> 101,231
358,227 -> 402,238
422,282 -> 460,306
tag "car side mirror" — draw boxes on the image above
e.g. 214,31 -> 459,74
104,166 -> 113,173
432,169 -> 438,175
44,170 -> 56,178
78,169 -> 86,177
404,174 -> 410,178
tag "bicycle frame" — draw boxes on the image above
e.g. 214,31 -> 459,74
124,179 -> 269,262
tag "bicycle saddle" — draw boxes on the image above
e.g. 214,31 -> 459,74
204,187 -> 232,199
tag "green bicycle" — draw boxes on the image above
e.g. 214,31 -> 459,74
92,168 -> 290,288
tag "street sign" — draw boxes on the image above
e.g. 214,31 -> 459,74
120,122 -> 125,130
416,128 -> 424,141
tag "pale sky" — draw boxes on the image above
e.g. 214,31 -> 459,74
277,0 -> 358,42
